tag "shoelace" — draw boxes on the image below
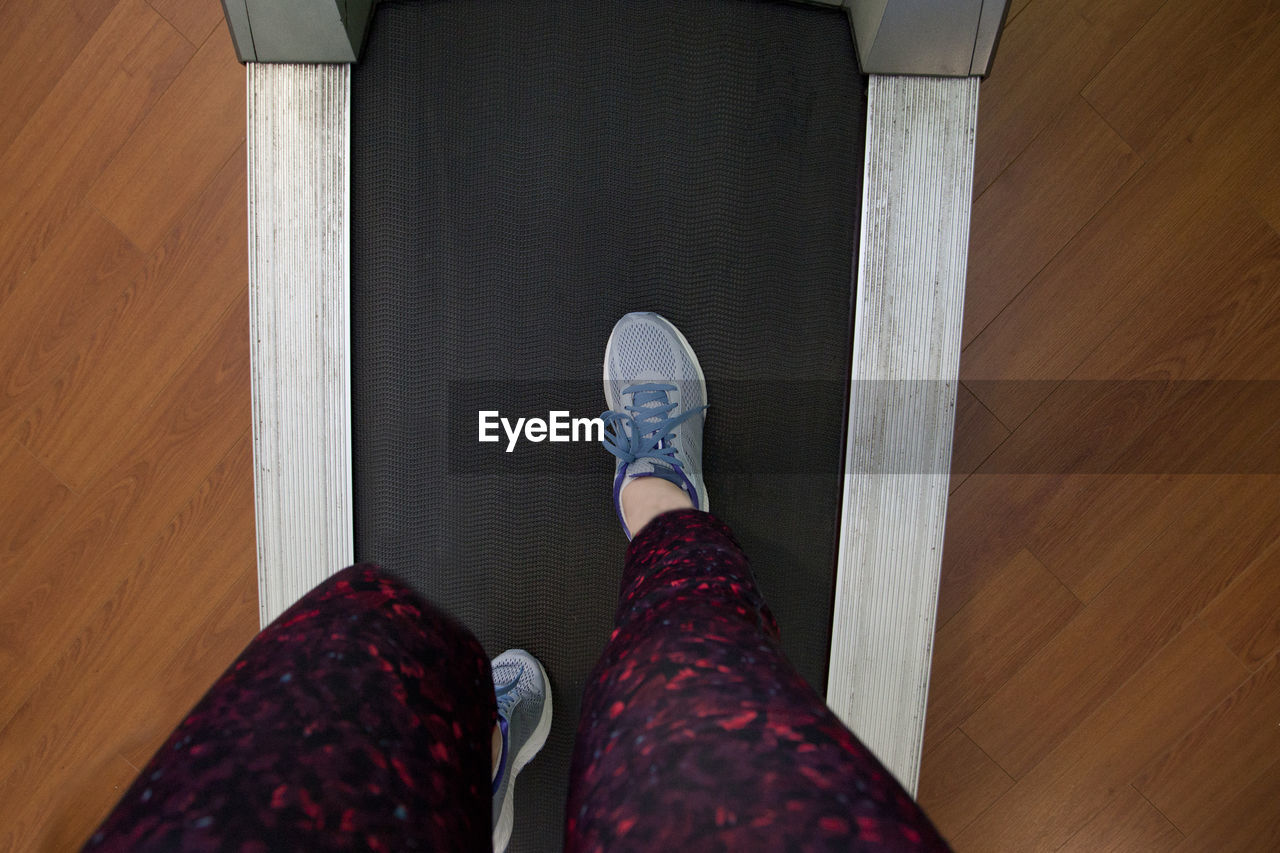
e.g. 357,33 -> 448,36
602,382 -> 706,469
491,665 -> 524,795
494,664 -> 525,721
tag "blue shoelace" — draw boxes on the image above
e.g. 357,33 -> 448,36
495,665 -> 524,720
602,382 -> 706,471
492,666 -> 524,795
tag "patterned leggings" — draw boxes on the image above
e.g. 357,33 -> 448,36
86,510 -> 949,851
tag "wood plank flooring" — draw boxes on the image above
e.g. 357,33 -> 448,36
924,0 -> 1280,848
0,0 -> 1276,849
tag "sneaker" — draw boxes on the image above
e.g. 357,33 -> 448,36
491,650 -> 553,853
601,312 -> 709,538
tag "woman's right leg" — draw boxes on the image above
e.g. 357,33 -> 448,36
578,311 -> 948,850
565,508 -> 950,852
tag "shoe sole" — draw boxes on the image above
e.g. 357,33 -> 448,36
493,652 -> 554,853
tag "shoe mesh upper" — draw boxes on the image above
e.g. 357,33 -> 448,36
493,655 -> 545,730
615,322 -> 677,379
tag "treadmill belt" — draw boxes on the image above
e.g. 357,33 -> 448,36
351,1 -> 865,847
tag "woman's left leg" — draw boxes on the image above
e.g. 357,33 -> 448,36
85,564 -> 496,852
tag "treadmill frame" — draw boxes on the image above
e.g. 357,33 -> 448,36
245,39 -> 979,799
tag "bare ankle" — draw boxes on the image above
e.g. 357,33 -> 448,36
620,475 -> 695,535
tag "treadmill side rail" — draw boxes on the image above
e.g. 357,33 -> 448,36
828,74 -> 978,796
248,64 -> 355,627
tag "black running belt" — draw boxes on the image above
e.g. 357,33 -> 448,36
351,1 -> 865,847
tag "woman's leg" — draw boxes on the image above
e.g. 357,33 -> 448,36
579,311 -> 948,849
565,509 -> 950,851
85,565 -> 496,852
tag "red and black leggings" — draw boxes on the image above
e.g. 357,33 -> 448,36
87,509 -> 949,851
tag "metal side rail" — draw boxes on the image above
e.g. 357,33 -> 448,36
247,63 -> 353,627
827,74 -> 979,795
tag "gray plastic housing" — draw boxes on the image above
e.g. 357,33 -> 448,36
221,0 -> 375,63
844,0 -> 1009,76
222,0 -> 1007,77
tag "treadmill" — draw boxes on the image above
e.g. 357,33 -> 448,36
224,1 -> 1006,848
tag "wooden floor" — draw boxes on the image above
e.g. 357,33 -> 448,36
1,0 -> 1276,849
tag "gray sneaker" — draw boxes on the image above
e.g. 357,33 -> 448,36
602,312 -> 709,538
491,650 -> 552,852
